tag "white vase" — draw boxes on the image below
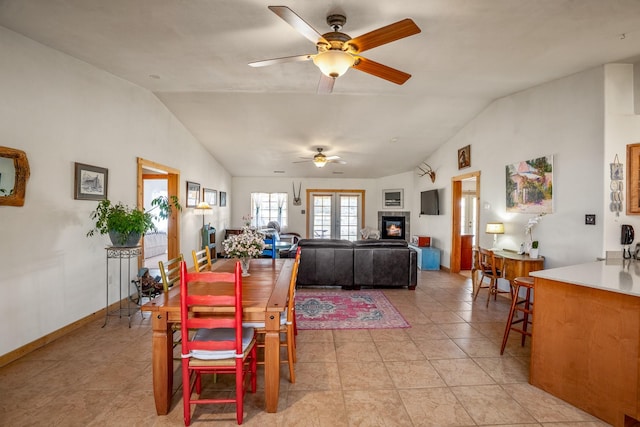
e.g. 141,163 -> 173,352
529,248 -> 539,259
240,257 -> 251,276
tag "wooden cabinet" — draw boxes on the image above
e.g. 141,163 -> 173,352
460,235 -> 473,269
202,225 -> 216,259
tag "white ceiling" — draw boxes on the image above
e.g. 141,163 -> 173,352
2,0 -> 640,178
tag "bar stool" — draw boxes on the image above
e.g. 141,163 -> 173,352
500,276 -> 534,355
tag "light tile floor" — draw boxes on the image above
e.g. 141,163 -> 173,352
0,270 -> 611,426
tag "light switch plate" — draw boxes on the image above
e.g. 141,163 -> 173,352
585,214 -> 596,225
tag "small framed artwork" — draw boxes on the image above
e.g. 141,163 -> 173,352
610,154 -> 623,180
74,162 -> 108,200
220,191 -> 227,207
458,145 -> 471,169
186,181 -> 200,207
382,189 -> 403,209
203,188 -> 217,206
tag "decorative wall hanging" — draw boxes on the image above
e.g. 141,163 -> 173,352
186,181 -> 200,207
219,191 -> 227,207
416,162 -> 436,183
203,188 -> 217,206
382,189 -> 403,209
0,146 -> 30,206
74,162 -> 107,201
505,155 -> 554,214
610,154 -> 623,216
292,181 -> 302,206
458,145 -> 471,169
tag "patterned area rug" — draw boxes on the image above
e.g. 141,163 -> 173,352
295,290 -> 410,330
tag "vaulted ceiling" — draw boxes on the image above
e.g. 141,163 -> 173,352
2,0 -> 640,178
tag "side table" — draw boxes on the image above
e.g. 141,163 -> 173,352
103,246 -> 142,328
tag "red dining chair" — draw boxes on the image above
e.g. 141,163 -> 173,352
179,261 -> 257,426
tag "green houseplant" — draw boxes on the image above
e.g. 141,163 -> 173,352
87,195 -> 182,246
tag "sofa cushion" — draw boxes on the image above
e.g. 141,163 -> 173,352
298,239 -> 354,248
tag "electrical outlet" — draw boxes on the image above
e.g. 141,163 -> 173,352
585,214 -> 596,225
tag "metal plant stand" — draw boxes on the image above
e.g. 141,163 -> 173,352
103,246 -> 142,328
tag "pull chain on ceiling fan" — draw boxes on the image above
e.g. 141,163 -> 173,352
249,6 -> 421,94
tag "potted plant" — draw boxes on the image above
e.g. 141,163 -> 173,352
529,240 -> 539,259
87,195 -> 181,247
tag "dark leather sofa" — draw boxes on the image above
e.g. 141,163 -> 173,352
295,239 -> 417,290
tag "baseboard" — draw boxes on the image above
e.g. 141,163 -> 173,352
0,300 -> 127,368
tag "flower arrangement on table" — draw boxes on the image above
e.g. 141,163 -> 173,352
222,217 -> 266,259
524,213 -> 545,253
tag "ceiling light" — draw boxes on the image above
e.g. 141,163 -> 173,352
313,50 -> 355,78
313,152 -> 328,168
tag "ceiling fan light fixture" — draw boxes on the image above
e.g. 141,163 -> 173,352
313,50 -> 355,78
313,157 -> 328,168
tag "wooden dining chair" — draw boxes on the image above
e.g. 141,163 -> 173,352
242,248 -> 300,383
192,248 -> 212,272
158,254 -> 184,291
473,247 -> 510,307
179,261 -> 257,426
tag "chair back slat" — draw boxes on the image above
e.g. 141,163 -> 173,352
191,248 -> 212,272
158,254 -> 184,291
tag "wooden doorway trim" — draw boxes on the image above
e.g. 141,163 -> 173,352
137,158 -> 181,266
450,171 -> 480,273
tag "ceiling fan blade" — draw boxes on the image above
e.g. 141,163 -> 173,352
353,56 -> 411,85
317,74 -> 335,94
249,54 -> 313,68
346,19 -> 421,53
268,6 -> 328,45
328,159 -> 347,165
325,155 -> 341,160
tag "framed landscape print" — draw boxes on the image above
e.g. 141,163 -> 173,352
74,162 -> 108,200
203,188 -> 217,206
186,181 -> 200,207
382,189 -> 403,209
505,155 -> 554,214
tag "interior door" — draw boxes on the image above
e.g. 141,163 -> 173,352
450,172 -> 480,273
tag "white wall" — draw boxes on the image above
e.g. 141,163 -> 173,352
604,64 -> 640,251
0,27 -> 231,356
411,67 -> 606,269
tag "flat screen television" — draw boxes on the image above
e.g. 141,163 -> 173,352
420,189 -> 440,215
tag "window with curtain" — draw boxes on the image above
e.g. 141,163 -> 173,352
250,192 -> 288,228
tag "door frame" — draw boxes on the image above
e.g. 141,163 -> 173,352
450,171 -> 480,273
305,189 -> 365,239
137,158 -> 180,266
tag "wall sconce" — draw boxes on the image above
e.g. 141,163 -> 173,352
485,222 -> 504,247
417,162 -> 436,183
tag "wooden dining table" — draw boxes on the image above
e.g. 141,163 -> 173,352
140,258 -> 293,415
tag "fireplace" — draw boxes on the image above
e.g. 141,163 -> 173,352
378,211 -> 410,242
381,216 -> 406,240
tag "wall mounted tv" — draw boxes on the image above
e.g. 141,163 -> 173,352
420,189 -> 440,215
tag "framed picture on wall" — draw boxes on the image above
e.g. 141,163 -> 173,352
458,145 -> 471,169
74,162 -> 108,200
505,154 -> 553,214
382,189 -> 403,209
203,188 -> 217,206
186,181 -> 200,207
220,191 -> 227,207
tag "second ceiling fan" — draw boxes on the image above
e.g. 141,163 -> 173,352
249,6 -> 421,94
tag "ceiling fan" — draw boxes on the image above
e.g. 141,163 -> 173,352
249,6 -> 421,93
294,148 -> 346,168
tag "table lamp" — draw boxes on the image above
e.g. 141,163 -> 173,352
486,222 -> 504,247
194,201 -> 212,229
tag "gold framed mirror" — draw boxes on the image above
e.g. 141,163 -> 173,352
0,146 -> 30,207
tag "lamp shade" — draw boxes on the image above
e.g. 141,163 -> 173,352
485,222 -> 505,234
195,201 -> 212,213
313,50 -> 355,78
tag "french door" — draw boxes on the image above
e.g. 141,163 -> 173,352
307,190 -> 364,241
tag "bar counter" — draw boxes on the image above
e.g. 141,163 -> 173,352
529,259 -> 640,427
